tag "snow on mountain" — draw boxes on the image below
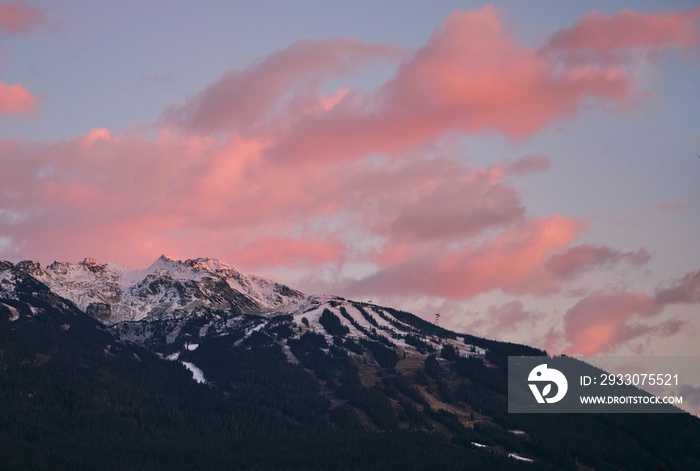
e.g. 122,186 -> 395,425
0,261 -> 16,298
9,255 -> 486,359
16,255 -> 306,324
290,297 -> 485,360
181,361 -> 207,384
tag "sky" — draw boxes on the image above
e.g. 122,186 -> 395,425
1,1 -> 699,358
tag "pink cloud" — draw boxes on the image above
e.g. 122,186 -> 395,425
654,270 -> 700,305
0,130 -> 230,266
370,243 -> 416,268
563,269 -> 700,355
163,38 -> 404,134
487,301 -> 540,331
2,130 -> 474,270
3,122 -> 606,298
230,237 -> 345,269
546,8 -> 700,55
1,6 -> 693,320
385,166 -> 524,242
0,1 -> 44,34
465,301 -> 542,338
0,81 -> 38,115
505,154 -> 552,176
265,6 -> 634,163
156,6 -> 696,166
564,292 -> 661,355
342,218 -> 656,302
345,216 -> 583,299
0,3 -> 43,117
656,202 -> 685,213
547,244 -> 651,280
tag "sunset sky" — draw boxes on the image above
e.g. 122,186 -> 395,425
1,1 -> 699,357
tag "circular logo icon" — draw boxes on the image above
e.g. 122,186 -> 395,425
528,363 -> 568,404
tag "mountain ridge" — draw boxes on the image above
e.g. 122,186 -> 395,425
2,256 -> 700,470
16,255 -> 306,324
11,255 -> 495,358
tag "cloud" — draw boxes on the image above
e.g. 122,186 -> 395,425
385,166 -> 524,242
546,8 -> 700,56
0,3 -> 44,116
156,6 -> 698,167
0,126 -> 534,275
343,221 -> 653,301
563,291 -> 662,355
466,301 -> 542,338
679,384 -> 700,410
0,1 -> 44,34
230,236 -> 345,269
505,154 -> 552,176
563,269 -> 700,355
656,202 -> 685,213
1,5 -> 695,333
654,270 -> 700,305
547,244 -> 651,280
0,130 -> 232,266
538,328 -> 567,356
1,129 -> 359,269
3,122 -> 604,299
265,6 -> 635,163
343,216 -> 583,299
0,81 -> 38,115
163,38 -> 404,135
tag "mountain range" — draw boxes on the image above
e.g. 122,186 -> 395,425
1,256 -> 699,470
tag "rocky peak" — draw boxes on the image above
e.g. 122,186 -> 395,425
80,257 -> 103,267
16,260 -> 41,273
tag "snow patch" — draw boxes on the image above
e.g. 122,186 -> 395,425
508,453 -> 534,463
198,324 -> 210,338
282,344 -> 299,364
2,303 -> 20,321
181,361 -> 207,384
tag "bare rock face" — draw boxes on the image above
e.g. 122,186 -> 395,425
86,302 -> 112,323
16,260 -> 41,273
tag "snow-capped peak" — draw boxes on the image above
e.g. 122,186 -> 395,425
146,254 -> 182,272
81,257 -> 103,267
15,255 -> 306,324
145,255 -> 234,281
6,256 -> 487,362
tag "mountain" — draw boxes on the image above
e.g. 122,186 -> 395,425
2,256 -> 699,470
18,255 -> 305,323
16,255 -> 493,358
